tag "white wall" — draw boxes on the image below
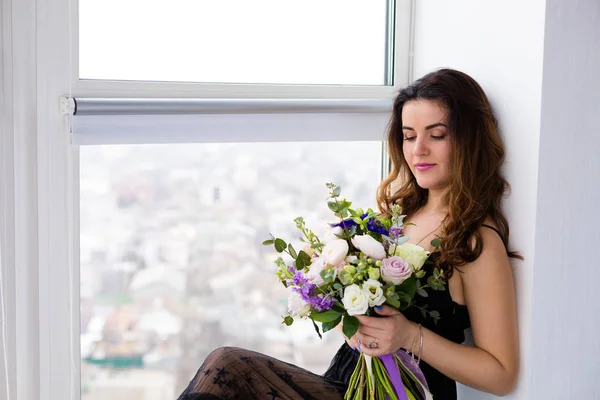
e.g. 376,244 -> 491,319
530,0 -> 600,398
413,1 -> 547,399
414,0 -> 600,399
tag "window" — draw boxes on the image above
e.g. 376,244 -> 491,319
79,0 -> 393,85
79,141 -> 382,399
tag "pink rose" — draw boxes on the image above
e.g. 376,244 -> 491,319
381,256 -> 412,285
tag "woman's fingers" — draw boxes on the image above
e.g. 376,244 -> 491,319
345,332 -> 379,352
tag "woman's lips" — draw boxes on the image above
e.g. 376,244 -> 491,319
415,163 -> 436,171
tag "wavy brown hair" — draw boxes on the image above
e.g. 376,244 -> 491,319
377,68 -> 522,277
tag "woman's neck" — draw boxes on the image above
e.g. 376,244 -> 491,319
423,189 -> 447,215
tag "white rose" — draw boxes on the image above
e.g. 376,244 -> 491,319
287,288 -> 311,318
351,235 -> 386,260
342,284 -> 369,316
321,239 -> 349,266
306,257 -> 327,286
394,243 -> 430,271
362,279 -> 386,307
323,226 -> 344,244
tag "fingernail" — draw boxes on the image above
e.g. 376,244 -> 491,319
375,306 -> 382,311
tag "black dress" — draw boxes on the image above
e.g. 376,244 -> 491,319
177,253 -> 471,400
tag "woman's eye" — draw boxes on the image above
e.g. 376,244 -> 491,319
403,136 -> 416,141
432,135 -> 446,140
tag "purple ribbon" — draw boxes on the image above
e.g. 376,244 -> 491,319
380,354 -> 409,400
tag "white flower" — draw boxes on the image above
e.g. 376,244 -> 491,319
342,284 -> 369,316
362,279 -> 386,307
306,257 -> 327,286
351,235 -> 386,260
394,243 -> 430,272
321,239 -> 349,266
345,255 -> 358,263
287,288 -> 311,318
323,226 -> 344,244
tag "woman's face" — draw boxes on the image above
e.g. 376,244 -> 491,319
401,100 -> 452,191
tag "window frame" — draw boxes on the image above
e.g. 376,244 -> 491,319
71,0 -> 414,100
4,1 -> 414,399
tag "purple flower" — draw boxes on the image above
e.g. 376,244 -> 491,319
367,219 -> 389,236
293,271 -> 310,287
389,226 -> 404,239
308,293 -> 337,311
330,213 -> 368,229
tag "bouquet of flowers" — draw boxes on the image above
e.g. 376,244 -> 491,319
263,183 -> 446,400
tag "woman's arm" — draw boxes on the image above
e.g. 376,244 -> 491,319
356,226 -> 519,396
419,225 -> 519,395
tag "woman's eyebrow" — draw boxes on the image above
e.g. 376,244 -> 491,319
401,122 -> 448,131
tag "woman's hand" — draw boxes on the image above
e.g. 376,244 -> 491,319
343,305 -> 419,357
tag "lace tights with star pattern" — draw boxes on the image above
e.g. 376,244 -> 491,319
177,347 -> 346,400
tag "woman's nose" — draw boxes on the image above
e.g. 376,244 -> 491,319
413,136 -> 428,156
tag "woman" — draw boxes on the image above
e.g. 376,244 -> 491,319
177,68 -> 520,400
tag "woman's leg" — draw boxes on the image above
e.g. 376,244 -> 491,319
177,347 -> 346,400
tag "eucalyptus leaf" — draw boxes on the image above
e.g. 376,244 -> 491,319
274,238 -> 287,253
288,243 -> 297,259
417,288 -> 429,297
282,316 -> 294,326
327,201 -> 339,212
396,235 -> 410,245
262,239 -> 274,246
332,186 -> 341,197
295,250 -> 312,269
431,237 -> 442,248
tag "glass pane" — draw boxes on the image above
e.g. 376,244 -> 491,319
80,142 -> 381,399
79,0 -> 390,85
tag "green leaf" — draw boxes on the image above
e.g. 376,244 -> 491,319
327,201 -> 339,212
342,315 -> 359,339
311,319 -> 323,340
348,225 -> 357,236
420,308 -> 427,319
274,238 -> 287,253
322,316 -> 342,333
320,266 -> 336,283
333,283 -> 343,290
431,237 -> 442,248
332,186 -> 341,197
384,295 -> 401,309
295,250 -> 312,270
396,278 -> 417,298
288,243 -> 297,259
417,288 -> 428,297
310,310 -> 343,323
365,211 -> 379,219
262,239 -> 274,246
396,291 -> 412,305
282,316 -> 293,326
